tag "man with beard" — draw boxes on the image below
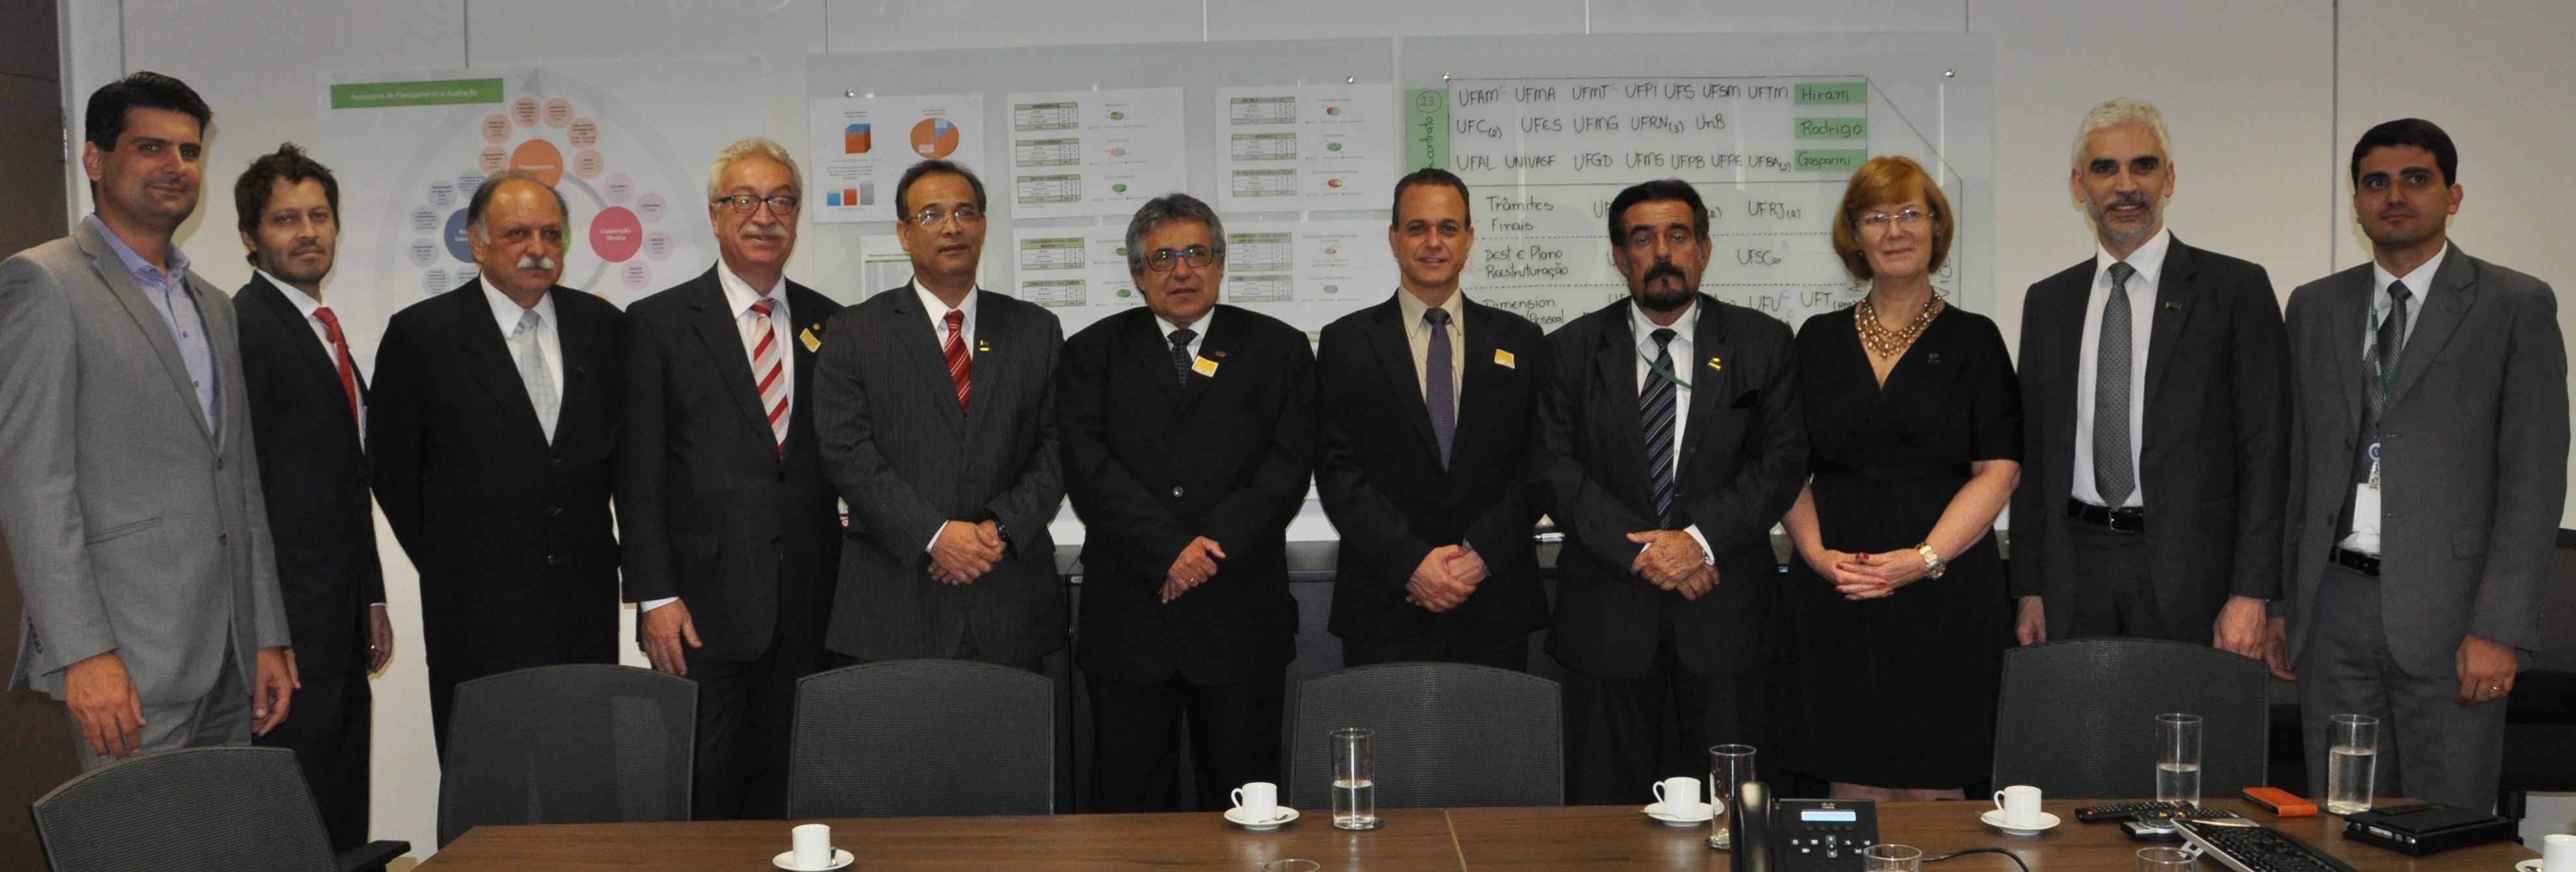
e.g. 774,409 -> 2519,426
233,143 -> 388,849
0,72 -> 297,769
619,139 -> 842,818
372,170 -> 624,750
2008,98 -> 2289,655
2274,118 -> 2564,808
1531,178 -> 1805,804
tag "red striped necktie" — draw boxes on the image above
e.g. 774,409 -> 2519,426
749,298 -> 788,453
943,309 -> 972,413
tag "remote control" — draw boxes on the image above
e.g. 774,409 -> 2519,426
2076,802 -> 2190,823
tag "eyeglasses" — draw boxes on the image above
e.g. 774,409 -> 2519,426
1143,245 -> 1217,272
1857,208 -> 1930,231
1624,227 -> 1699,250
713,194 -> 801,215
910,205 -> 984,228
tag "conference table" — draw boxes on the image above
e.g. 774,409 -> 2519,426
415,799 -> 2538,871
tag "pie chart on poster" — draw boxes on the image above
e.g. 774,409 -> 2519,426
911,118 -> 961,159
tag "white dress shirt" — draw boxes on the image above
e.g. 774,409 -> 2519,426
2071,226 -> 2168,508
2340,242 -> 2449,555
260,270 -> 367,440
1396,288 -> 1468,418
1154,308 -> 1212,363
482,282 -> 564,405
1627,300 -> 1715,565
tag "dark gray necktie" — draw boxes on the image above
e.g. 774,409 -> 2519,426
1640,327 -> 1679,528
1169,328 -> 1197,387
2370,280 -> 2413,414
1424,307 -> 1456,469
2093,261 -> 2137,505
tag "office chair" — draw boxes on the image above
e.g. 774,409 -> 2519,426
1286,661 -> 1563,810
786,659 -> 1054,817
436,663 -> 695,847
31,746 -> 408,872
1992,638 -> 2268,799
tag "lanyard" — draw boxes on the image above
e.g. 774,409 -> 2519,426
2365,300 -> 2404,415
1623,304 -> 1695,391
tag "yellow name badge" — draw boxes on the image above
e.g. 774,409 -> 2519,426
799,326 -> 821,352
1493,349 -> 1516,369
1191,356 -> 1219,377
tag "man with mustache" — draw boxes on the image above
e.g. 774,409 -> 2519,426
2009,98 -> 2290,656
812,159 -> 1066,675
2274,118 -> 2565,808
618,139 -> 842,818
0,72 -> 296,770
372,170 -> 626,749
232,142 -> 386,850
1058,192 -> 1315,812
1532,178 -> 1805,804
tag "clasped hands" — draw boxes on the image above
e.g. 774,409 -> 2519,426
930,519 -> 1007,585
1404,544 -> 1490,613
1628,529 -> 1718,600
1162,536 -> 1228,603
1801,546 -> 1929,601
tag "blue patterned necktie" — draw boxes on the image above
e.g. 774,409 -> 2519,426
1424,307 -> 1456,469
1640,327 -> 1679,527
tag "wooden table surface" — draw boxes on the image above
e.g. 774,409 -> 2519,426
416,799 -> 2538,871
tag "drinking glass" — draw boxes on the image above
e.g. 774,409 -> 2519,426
2138,847 -> 2198,872
2155,713 -> 2203,807
1708,744 -> 1757,849
1865,844 -> 1923,872
2325,714 -> 2379,814
1331,728 -> 1378,830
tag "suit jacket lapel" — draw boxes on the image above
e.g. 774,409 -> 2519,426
786,285 -> 828,455
1596,302 -> 1652,481
75,225 -> 215,445
2143,239 -> 2201,410
894,284 -> 968,430
2327,271 -> 2370,428
963,293 -> 1011,443
1367,297 -> 1442,466
685,272 -> 773,442
249,276 -> 363,446
1682,295 -> 1731,477
460,281 -> 551,447
1453,300 -> 1510,478
1178,308 -> 1234,410
1122,311 -> 1188,402
2385,246 -> 2476,408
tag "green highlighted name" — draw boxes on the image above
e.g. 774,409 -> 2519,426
1795,150 -> 1868,172
1794,82 -> 1866,105
330,78 -> 506,109
1795,117 -> 1867,139
1405,88 -> 1449,172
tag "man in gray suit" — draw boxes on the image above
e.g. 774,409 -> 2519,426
2273,118 -> 2568,809
813,160 -> 1066,671
0,72 -> 297,769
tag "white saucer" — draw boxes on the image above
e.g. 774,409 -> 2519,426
771,848 -> 854,871
1645,801 -> 1716,826
1982,809 -> 2061,836
1226,806 -> 1301,830
2515,860 -> 2541,872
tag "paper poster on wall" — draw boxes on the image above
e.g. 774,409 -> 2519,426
317,57 -> 761,368
1212,85 -> 1398,213
1218,220 -> 1395,330
859,234 -> 913,297
1009,227 -> 1141,334
808,94 -> 985,224
1004,87 -> 1187,218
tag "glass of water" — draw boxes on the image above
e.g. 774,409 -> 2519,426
1708,744 -> 1757,849
2326,714 -> 2379,814
1865,844 -> 1923,872
2137,847 -> 2198,872
1331,727 -> 1379,830
2155,713 -> 2202,807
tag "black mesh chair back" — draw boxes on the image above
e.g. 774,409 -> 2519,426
31,746 -> 338,872
786,659 -> 1054,817
1992,638 -> 2269,798
437,663 -> 696,847
1286,662 -> 1561,810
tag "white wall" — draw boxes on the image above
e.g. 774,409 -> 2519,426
51,0 -> 2576,861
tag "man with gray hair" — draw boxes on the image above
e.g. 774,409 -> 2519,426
2008,98 -> 2289,655
618,138 -> 842,817
1058,192 -> 1317,812
371,169 -> 626,750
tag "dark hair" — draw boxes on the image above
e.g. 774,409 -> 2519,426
233,144 -> 341,263
86,72 -> 211,152
2350,118 -> 2458,187
1123,192 -> 1227,274
1389,167 -> 1472,228
894,159 -> 986,221
1606,178 -> 1708,243
465,170 -> 569,243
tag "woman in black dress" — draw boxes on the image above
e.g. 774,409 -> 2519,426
1778,156 -> 2023,799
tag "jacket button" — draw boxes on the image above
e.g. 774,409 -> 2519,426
769,536 -> 782,546
548,506 -> 563,517
550,456 -> 563,466
218,534 -> 228,546
1172,486 -> 1184,497
545,555 -> 559,566
778,471 -> 788,482
215,458 -> 224,471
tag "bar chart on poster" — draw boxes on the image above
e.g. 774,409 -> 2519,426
804,34 -> 1988,334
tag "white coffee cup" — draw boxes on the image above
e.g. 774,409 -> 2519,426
1993,785 -> 2043,826
791,823 -> 832,869
2543,834 -> 2576,872
1232,781 -> 1280,822
1654,776 -> 1703,815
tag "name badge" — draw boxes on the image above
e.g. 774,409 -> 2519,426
1493,349 -> 1516,368
1191,356 -> 1219,377
2351,443 -> 2382,537
799,326 -> 821,352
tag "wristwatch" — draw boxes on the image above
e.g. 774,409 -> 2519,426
1913,542 -> 1946,579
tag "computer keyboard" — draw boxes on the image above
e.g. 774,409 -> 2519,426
2175,818 -> 2365,872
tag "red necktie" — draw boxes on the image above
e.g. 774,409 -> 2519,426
749,298 -> 788,455
943,310 -> 971,413
312,306 -> 360,425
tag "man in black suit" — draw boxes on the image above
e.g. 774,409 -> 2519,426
618,139 -> 843,819
1534,179 -> 1805,804
813,160 -> 1064,671
1059,193 -> 1316,812
232,143 -> 386,851
2008,99 -> 2287,655
1317,168 -> 1546,670
372,170 -> 624,749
